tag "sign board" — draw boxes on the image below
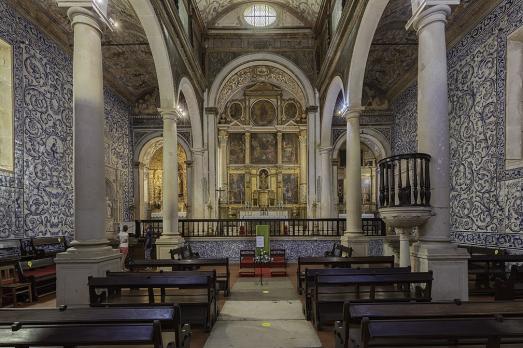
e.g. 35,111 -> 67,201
256,236 -> 265,248
255,225 -> 270,256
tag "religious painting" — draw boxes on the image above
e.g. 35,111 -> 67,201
282,133 -> 299,164
228,102 -> 243,122
283,174 -> 298,204
228,173 -> 245,204
228,133 -> 245,164
282,101 -> 298,123
251,99 -> 276,126
250,133 -> 277,164
0,38 -> 13,172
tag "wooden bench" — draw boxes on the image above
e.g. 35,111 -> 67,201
89,274 -> 217,331
297,256 -> 396,294
0,265 -> 32,307
129,258 -> 231,296
335,301 -> 523,348
0,321 -> 172,347
31,236 -> 67,258
170,244 -> 200,261
312,271 -> 433,329
468,254 -> 523,295
495,265 -> 523,300
0,305 -> 190,348
303,267 -> 411,320
361,317 -> 523,348
18,257 -> 56,299
270,249 -> 287,276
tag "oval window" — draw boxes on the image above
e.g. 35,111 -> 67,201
244,4 -> 277,27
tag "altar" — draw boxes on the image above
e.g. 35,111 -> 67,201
239,209 -> 289,219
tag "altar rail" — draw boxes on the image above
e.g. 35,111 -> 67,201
134,218 -> 386,238
377,153 -> 432,208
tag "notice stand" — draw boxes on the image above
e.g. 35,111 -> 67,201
255,225 -> 270,285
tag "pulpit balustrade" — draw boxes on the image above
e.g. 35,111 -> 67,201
377,153 -> 431,208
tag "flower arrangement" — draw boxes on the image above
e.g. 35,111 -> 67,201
255,249 -> 272,263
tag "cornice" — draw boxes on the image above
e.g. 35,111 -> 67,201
316,0 -> 368,96
152,0 -> 207,97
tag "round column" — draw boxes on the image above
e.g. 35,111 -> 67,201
397,228 -> 411,268
159,109 -> 181,238
344,108 -> 363,235
218,131 -> 229,203
191,147 -> 206,218
298,132 -> 308,205
69,7 -> 110,254
319,146 -> 333,218
412,5 -> 451,244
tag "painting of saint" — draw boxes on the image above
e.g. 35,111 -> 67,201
228,102 -> 243,121
251,100 -> 276,126
229,174 -> 245,204
283,174 -> 298,204
228,133 -> 245,164
250,133 -> 277,164
282,133 -> 298,164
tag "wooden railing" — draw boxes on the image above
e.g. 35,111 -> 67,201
378,153 -> 431,208
134,218 -> 386,238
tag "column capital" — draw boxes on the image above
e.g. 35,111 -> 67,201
342,107 -> 364,122
185,160 -> 194,167
305,105 -> 319,114
192,147 -> 206,156
319,146 -> 333,155
64,7 -> 103,33
406,3 -> 453,32
158,108 -> 183,122
205,107 -> 219,116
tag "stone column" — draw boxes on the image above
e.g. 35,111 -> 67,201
218,131 -> 229,204
407,1 -> 469,300
185,160 -> 193,217
155,108 -> 184,259
277,132 -> 283,164
205,107 -> 218,218
298,131 -> 308,206
306,106 -> 319,218
54,4 -> 120,306
341,108 -> 368,256
332,158 -> 339,216
191,147 -> 206,218
397,228 -> 411,268
319,146 -> 333,218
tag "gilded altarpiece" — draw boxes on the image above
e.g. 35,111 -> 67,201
218,82 -> 308,218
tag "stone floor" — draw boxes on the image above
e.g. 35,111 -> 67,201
203,277 -> 322,348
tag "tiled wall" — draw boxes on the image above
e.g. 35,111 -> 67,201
391,0 -> 523,250
0,0 -> 133,239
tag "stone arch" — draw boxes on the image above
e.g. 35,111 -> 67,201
321,76 -> 345,149
178,77 -> 203,149
332,128 -> 391,161
208,53 -> 315,109
129,0 -> 176,109
346,0 -> 390,108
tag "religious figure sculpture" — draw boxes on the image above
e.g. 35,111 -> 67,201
259,169 -> 269,190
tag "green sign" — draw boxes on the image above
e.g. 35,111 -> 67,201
255,225 -> 270,256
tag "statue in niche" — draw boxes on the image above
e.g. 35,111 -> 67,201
106,197 -> 113,218
259,169 -> 269,190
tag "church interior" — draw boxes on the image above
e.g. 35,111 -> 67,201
0,0 -> 522,347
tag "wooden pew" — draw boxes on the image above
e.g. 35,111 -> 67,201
495,265 -> 523,300
0,305 -> 190,348
303,267 -> 411,320
297,256 -> 395,294
0,321 -> 172,347
89,274 -> 217,331
312,271 -> 432,329
360,317 -> 523,348
129,258 -> 231,296
468,254 -> 523,295
18,257 -> 56,299
335,301 -> 523,348
31,236 -> 68,258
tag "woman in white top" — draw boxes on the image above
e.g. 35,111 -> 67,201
119,225 -> 130,270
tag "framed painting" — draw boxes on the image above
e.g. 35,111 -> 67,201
283,174 -> 298,204
228,173 -> 245,204
250,133 -> 277,164
0,38 -> 13,172
228,133 -> 245,164
282,133 -> 298,164
251,99 -> 276,126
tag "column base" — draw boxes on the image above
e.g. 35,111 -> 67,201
411,241 -> 470,301
55,247 -> 121,307
341,233 -> 369,256
156,235 -> 185,259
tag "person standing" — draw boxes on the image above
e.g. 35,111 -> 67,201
118,225 -> 130,270
144,224 -> 154,260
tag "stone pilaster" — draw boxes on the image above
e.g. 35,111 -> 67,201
54,3 -> 120,306
407,1 -> 469,300
319,146 -> 333,218
191,147 -> 206,218
205,107 -> 218,218
306,106 -> 319,218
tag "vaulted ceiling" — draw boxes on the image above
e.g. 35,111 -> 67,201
195,0 -> 322,27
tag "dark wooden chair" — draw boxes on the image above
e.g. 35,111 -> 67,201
239,249 -> 256,277
18,257 -> 56,299
495,265 -> 523,300
0,264 -> 32,307
270,249 -> 287,276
